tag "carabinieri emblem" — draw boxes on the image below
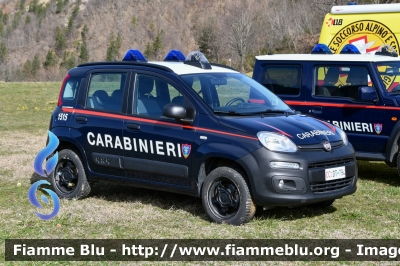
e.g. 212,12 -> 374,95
374,123 -> 383,134
182,144 -> 191,159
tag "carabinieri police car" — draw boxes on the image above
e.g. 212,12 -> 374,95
47,49 -> 357,225
252,44 -> 400,177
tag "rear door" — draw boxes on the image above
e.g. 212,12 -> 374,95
70,70 -> 130,178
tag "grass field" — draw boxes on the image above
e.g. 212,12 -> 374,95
1,82 -> 400,265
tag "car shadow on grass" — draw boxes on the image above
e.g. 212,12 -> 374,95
357,161 -> 400,187
254,205 -> 337,221
91,182 -> 206,217
29,172 -> 340,223
89,181 -> 337,223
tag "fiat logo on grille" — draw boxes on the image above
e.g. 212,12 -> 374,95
323,140 -> 331,152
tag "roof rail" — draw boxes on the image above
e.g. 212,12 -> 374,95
77,61 -> 174,72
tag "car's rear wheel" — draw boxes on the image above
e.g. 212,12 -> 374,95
201,166 -> 256,225
49,149 -> 91,199
396,152 -> 400,177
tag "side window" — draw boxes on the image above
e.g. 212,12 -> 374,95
133,74 -> 184,118
86,73 -> 126,113
315,66 -> 373,100
262,65 -> 301,95
62,78 -> 80,102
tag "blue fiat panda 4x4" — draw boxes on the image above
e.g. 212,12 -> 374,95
252,44 -> 400,177
47,49 -> 357,225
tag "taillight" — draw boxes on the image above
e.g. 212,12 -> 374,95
58,73 -> 71,106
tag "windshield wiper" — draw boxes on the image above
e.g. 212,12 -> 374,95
213,110 -> 250,116
251,109 -> 293,117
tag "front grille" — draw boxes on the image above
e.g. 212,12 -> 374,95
308,158 -> 353,169
310,176 -> 354,194
298,140 -> 343,150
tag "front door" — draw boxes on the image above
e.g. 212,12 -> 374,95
309,63 -> 387,154
123,72 -> 196,186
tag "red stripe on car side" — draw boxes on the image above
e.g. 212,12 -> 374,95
62,108 -> 259,141
285,100 -> 400,110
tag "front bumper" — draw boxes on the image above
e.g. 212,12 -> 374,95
237,144 -> 357,207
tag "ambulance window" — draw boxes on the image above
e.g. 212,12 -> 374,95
86,73 -> 126,113
315,65 -> 374,100
262,65 -> 301,95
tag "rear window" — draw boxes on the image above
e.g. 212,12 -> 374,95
62,78 -> 80,102
262,65 -> 302,95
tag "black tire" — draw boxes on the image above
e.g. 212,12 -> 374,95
201,166 -> 256,225
397,153 -> 400,176
310,199 -> 335,208
49,149 -> 91,199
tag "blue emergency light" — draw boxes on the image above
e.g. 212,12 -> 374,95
340,44 -> 361,54
122,49 -> 147,62
311,44 -> 333,54
164,50 -> 186,62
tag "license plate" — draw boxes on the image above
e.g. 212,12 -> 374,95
325,166 -> 346,181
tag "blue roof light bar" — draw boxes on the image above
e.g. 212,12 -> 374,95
311,44 -> 333,54
340,44 -> 361,54
122,49 -> 147,62
164,50 -> 186,62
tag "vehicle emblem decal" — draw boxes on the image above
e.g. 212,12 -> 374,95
374,123 -> 383,134
182,144 -> 191,159
323,141 -> 331,152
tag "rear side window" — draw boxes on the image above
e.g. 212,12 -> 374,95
62,78 -> 80,102
262,65 -> 301,95
86,73 -> 126,113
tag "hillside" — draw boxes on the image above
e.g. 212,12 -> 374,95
0,0 -> 389,81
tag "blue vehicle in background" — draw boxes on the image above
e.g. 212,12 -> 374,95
253,44 -> 400,176
46,49 -> 357,225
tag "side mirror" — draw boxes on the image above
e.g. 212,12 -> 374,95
358,86 -> 378,102
163,103 -> 193,125
163,103 -> 186,119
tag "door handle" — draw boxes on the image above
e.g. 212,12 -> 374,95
127,123 -> 140,131
311,106 -> 322,114
76,116 -> 87,124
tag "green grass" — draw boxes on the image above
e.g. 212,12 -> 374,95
0,82 -> 60,133
1,82 -> 400,265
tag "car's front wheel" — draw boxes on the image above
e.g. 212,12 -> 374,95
49,149 -> 91,199
201,166 -> 256,225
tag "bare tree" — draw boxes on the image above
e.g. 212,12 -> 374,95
224,1 -> 259,72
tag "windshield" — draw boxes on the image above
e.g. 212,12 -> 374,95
180,73 -> 292,115
376,62 -> 400,93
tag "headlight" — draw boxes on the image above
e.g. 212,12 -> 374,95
257,132 -> 297,152
336,126 -> 348,145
